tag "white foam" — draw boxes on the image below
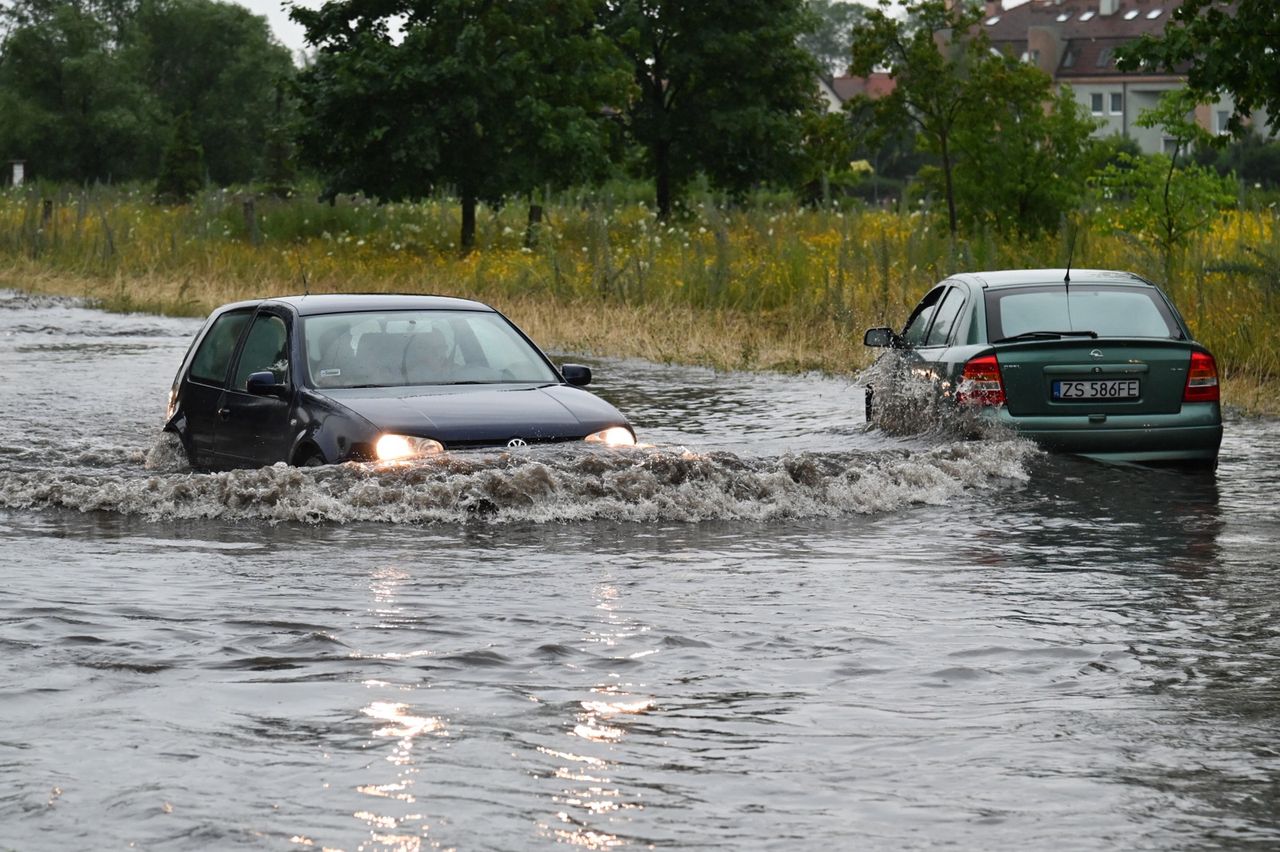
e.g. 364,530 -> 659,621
0,440 -> 1039,526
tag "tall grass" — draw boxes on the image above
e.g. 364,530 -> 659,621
2,184 -> 1278,410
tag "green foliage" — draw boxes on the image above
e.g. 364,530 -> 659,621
946,68 -> 1098,235
1117,0 -> 1280,136
0,0 -> 295,187
605,0 -> 820,219
131,0 -> 297,185
154,112 -> 204,202
799,0 -> 867,76
1195,133 -> 1280,190
796,108 -> 860,205
293,0 -> 629,249
1095,151 -> 1236,272
851,1 -> 1096,236
849,0 -> 989,234
0,1 -> 161,182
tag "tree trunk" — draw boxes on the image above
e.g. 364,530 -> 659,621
460,193 -> 477,253
940,132 -> 958,236
655,140 -> 673,221
524,194 -> 544,249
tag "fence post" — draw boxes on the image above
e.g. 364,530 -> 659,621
243,197 -> 261,246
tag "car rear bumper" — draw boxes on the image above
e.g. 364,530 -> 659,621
990,403 -> 1223,463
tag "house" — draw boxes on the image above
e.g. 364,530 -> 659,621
822,0 -> 1270,155
981,0 -> 1268,153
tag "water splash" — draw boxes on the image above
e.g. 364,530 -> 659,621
0,440 -> 1038,525
858,350 -> 1013,442
144,431 -> 191,473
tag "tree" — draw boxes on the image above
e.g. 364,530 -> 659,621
800,0 -> 868,76
849,0 -> 989,235
946,60 -> 1098,235
1095,91 -> 1236,277
0,0 -> 160,182
154,111 -> 204,201
1116,0 -> 1280,136
0,0 -> 296,186
604,0 -> 820,219
131,0 -> 296,184
293,0 -> 628,250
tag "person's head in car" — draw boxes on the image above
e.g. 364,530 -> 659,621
408,328 -> 453,382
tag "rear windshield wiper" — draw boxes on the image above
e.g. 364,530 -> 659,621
993,330 -> 1098,344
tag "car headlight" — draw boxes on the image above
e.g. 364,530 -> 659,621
584,426 -> 636,447
375,434 -> 445,461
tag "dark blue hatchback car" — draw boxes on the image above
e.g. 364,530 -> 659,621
165,294 -> 636,469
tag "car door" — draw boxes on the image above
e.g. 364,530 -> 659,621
180,308 -> 253,467
915,285 -> 969,380
213,309 -> 296,467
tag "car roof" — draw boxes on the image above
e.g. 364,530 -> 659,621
949,269 -> 1155,290
249,293 -> 496,317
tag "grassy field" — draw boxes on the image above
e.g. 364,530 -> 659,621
2,186 -> 1278,414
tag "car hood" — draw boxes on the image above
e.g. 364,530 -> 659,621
317,383 -> 628,446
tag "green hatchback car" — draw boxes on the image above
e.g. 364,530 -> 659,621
863,269 -> 1223,466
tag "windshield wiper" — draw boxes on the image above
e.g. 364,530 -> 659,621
993,330 -> 1098,344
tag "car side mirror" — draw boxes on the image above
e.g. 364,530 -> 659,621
560,364 -> 592,386
246,370 -> 288,397
863,327 -> 898,348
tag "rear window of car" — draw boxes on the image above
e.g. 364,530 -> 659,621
985,284 -> 1181,341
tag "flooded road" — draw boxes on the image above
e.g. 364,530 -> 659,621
1,290 -> 1278,850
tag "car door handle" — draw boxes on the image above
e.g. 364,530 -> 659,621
217,407 -> 231,420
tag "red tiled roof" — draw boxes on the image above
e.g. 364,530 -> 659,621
829,73 -> 897,101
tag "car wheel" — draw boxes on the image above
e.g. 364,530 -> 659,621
296,451 -> 326,467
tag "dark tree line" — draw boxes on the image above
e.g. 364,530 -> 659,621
0,0 -> 295,188
293,0 -> 823,245
8,0 -> 1277,249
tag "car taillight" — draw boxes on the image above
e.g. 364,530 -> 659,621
1183,350 -> 1220,403
957,354 -> 1005,406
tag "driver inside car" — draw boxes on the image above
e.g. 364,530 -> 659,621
405,327 -> 457,384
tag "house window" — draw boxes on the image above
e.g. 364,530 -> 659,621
1217,110 -> 1231,135
1110,92 -> 1123,114
1162,137 -> 1179,155
1062,48 -> 1077,69
1096,47 -> 1113,67
1091,93 -> 1104,115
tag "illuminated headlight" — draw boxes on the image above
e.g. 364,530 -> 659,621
584,426 -> 636,447
375,434 -> 445,461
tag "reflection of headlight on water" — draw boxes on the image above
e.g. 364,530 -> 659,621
375,434 -> 445,461
584,426 -> 636,447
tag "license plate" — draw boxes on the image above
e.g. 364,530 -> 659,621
1052,379 -> 1140,400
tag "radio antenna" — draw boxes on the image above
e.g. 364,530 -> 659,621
1064,212 -> 1076,289
1064,213 -> 1077,329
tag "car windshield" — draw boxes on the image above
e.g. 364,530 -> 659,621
985,284 -> 1181,341
302,309 -> 560,388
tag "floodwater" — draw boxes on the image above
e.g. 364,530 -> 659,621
1,289 -> 1278,851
